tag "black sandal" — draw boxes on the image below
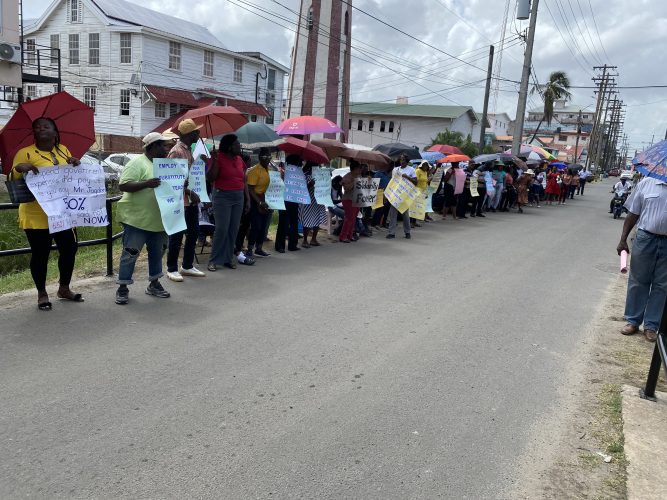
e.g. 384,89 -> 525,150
38,301 -> 52,311
57,291 -> 84,302
207,263 -> 218,272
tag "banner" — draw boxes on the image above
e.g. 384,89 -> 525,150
351,177 -> 380,207
25,164 -> 108,233
266,171 -> 286,210
153,159 -> 188,235
384,176 -> 419,214
470,177 -> 479,197
373,188 -> 385,209
430,167 -> 444,189
312,167 -> 335,207
283,165 -> 311,204
187,159 -> 210,203
454,169 -> 466,195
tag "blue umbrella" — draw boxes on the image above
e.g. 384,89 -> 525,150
633,140 -> 667,182
551,162 -> 568,170
420,151 -> 445,163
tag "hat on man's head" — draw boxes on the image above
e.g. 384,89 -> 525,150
526,169 -> 535,176
177,118 -> 203,135
142,132 -> 169,149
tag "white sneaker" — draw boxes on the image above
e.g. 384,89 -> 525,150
180,266 -> 205,277
166,270 -> 184,282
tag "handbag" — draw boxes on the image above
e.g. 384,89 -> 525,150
5,169 -> 35,204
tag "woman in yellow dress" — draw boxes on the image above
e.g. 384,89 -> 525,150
11,117 -> 83,310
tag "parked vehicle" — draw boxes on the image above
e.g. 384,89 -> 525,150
608,168 -> 620,177
104,153 -> 140,173
82,154 -> 118,191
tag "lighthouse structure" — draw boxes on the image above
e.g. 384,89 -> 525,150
286,0 -> 352,140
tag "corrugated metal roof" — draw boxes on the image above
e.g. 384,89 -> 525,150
349,102 -> 474,120
91,0 -> 226,49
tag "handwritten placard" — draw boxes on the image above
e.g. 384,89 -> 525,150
284,165 -> 312,204
410,192 -> 427,220
470,177 -> 479,197
351,177 -> 380,207
312,167 -> 335,207
266,171 -> 286,210
384,176 -> 419,214
373,188 -> 385,209
454,169 -> 466,195
25,164 -> 108,233
187,159 -> 210,203
430,167 -> 444,189
153,158 -> 188,235
425,186 -> 435,213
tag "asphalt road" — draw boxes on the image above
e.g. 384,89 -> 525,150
0,180 -> 622,499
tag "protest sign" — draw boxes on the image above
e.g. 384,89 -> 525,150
351,177 -> 380,207
425,186 -> 435,213
153,158 -> 188,235
410,193 -> 427,220
266,171 -> 286,210
373,188 -> 385,209
470,177 -> 479,197
284,165 -> 311,204
430,167 -> 444,189
187,159 -> 210,203
384,175 -> 419,214
193,139 -> 210,160
454,169 -> 466,195
25,164 -> 107,233
312,167 -> 334,207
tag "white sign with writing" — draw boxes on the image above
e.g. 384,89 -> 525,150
25,164 -> 108,233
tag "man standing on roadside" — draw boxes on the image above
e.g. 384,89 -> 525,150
577,169 -> 589,195
114,133 -> 171,305
165,118 -> 205,282
617,175 -> 667,342
386,154 -> 417,239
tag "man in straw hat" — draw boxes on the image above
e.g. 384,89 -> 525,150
115,132 -> 171,305
165,118 -> 206,282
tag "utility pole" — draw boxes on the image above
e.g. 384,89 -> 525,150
479,45 -> 495,154
592,76 -> 617,173
512,0 -> 540,155
586,65 -> 608,171
574,110 -> 582,164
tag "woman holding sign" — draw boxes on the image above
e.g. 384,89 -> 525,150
299,162 -> 328,248
10,117 -> 82,311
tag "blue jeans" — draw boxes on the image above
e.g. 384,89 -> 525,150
624,229 -> 667,331
209,189 -> 244,266
117,224 -> 168,285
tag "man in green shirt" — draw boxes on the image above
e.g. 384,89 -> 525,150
115,132 -> 171,305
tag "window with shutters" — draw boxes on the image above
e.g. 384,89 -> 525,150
84,86 -> 96,111
388,121 -> 394,133
88,33 -> 100,65
67,0 -> 82,23
233,58 -> 243,83
169,103 -> 179,117
25,39 -> 36,66
369,120 -> 374,132
50,34 -> 59,65
380,121 -> 385,132
203,50 -> 214,77
357,120 -> 363,131
120,89 -> 130,116
69,34 -> 79,65
25,85 -> 37,100
155,102 -> 166,118
120,33 -> 132,64
169,41 -> 181,70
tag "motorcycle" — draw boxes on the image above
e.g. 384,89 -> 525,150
612,193 -> 628,219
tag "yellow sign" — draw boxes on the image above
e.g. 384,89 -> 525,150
410,192 -> 427,220
373,188 -> 385,209
430,167 -> 443,189
384,176 -> 419,214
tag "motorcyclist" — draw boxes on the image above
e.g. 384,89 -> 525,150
609,177 -> 631,213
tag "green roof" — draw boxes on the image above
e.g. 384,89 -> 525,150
349,102 -> 476,120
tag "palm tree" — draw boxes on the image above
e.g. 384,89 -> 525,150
529,71 -> 572,143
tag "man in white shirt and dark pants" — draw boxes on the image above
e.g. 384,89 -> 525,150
617,176 -> 667,342
386,154 -> 417,240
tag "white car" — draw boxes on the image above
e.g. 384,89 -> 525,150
104,153 -> 140,173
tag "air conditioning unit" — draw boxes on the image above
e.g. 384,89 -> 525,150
0,41 -> 22,64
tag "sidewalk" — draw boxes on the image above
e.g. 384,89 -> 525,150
622,384 -> 667,500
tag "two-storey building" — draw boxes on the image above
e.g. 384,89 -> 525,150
22,0 -> 289,151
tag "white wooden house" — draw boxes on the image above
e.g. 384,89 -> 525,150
22,0 -> 289,152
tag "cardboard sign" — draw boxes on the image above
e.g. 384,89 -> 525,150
266,171 -> 286,210
351,177 -> 380,207
312,167 -> 335,207
470,177 -> 479,197
284,165 -> 311,204
25,164 -> 107,233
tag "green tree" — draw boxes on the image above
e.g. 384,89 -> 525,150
529,70 -> 572,142
428,130 -> 479,157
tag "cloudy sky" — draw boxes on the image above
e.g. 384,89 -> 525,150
24,0 -> 667,154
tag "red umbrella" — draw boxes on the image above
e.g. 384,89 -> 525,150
436,154 -> 471,164
0,91 -> 95,174
310,138 -> 348,159
427,144 -> 463,155
278,137 -> 329,164
340,148 -> 392,167
275,115 -> 343,136
173,105 -> 248,138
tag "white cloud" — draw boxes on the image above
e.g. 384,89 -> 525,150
22,0 -> 667,153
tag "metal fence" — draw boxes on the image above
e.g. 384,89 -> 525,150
0,196 -> 123,276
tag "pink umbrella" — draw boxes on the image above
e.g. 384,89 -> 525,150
275,115 -> 343,136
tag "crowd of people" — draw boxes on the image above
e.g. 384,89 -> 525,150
10,118 -> 596,308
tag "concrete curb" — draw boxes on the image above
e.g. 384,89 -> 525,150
622,384 -> 667,500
